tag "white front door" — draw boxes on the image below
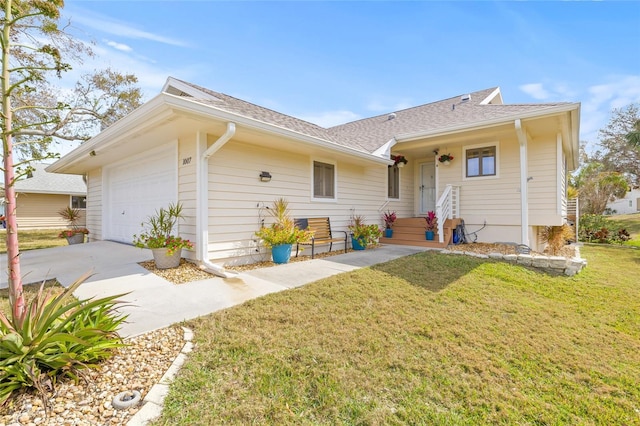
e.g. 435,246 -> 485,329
419,162 -> 436,214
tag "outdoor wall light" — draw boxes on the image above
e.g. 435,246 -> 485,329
259,171 -> 272,182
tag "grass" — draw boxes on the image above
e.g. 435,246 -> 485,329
0,229 -> 67,253
155,244 -> 640,425
0,229 -> 67,315
608,213 -> 640,247
0,279 -> 62,318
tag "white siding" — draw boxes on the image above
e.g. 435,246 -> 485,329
15,193 -> 82,229
431,132 -> 569,244
86,168 -> 102,241
384,162 -> 415,220
528,135 -> 562,226
607,189 -> 640,215
206,140 -> 389,265
437,138 -> 521,244
178,135 -> 197,260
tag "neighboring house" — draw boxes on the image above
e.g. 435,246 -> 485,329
606,188 -> 640,215
47,77 -> 580,271
1,163 -> 87,229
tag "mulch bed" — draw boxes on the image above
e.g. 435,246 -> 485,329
138,249 -> 353,283
139,243 -> 577,285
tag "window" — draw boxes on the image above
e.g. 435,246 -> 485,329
72,196 -> 87,209
388,165 -> 399,199
466,146 -> 496,178
313,161 -> 335,199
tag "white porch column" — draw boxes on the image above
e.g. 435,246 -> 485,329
515,119 -> 530,246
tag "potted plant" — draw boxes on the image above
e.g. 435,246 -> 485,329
382,210 -> 397,238
255,198 -> 313,264
392,154 -> 408,168
57,206 -> 89,245
349,215 -> 383,250
438,153 -> 454,165
133,203 -> 193,269
424,211 -> 437,240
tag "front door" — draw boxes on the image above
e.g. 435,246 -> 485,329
419,162 -> 436,214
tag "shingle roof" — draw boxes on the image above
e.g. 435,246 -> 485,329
13,163 -> 86,195
171,79 -> 360,147
171,79 -> 573,154
328,90 -> 572,152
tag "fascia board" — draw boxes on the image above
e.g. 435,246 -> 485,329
163,94 -> 389,165
162,77 -> 220,101
569,108 -> 581,170
395,103 -> 581,143
17,190 -> 86,196
47,95 -> 173,173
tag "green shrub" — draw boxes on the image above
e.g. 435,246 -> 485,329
0,273 -> 127,406
579,214 -> 632,244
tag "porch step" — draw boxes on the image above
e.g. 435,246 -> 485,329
381,217 -> 462,249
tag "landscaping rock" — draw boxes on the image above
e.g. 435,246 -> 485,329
0,327 -> 187,426
516,254 -> 533,266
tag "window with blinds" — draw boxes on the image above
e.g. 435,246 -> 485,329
313,161 -> 335,199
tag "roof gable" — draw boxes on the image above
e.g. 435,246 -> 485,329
13,163 -> 86,195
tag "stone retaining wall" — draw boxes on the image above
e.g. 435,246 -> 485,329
440,245 -> 587,276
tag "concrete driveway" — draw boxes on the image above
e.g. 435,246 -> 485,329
1,241 -> 430,337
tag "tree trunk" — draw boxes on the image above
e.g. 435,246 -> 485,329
2,0 -> 25,321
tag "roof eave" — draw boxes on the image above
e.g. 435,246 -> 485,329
166,95 -> 388,164
47,94 -> 171,173
395,103 -> 581,143
49,93 -> 389,173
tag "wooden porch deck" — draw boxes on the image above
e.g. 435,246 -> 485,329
380,217 -> 462,249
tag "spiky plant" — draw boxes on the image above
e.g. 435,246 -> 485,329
541,224 -> 575,255
0,272 -> 128,408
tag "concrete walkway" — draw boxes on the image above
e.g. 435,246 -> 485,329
1,241 -> 429,337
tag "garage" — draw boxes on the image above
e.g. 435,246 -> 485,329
104,145 -> 177,243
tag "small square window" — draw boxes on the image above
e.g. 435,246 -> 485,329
72,196 -> 87,209
466,146 -> 496,178
313,161 -> 335,199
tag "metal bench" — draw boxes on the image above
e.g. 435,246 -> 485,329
294,217 -> 348,259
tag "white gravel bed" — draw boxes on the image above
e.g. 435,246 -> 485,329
0,325 -> 185,426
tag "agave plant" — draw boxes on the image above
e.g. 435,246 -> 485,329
0,272 -> 128,408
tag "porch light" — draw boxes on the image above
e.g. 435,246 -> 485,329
259,171 -> 272,182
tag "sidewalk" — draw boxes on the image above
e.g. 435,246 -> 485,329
2,242 -> 430,337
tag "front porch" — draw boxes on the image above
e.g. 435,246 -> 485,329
380,217 -> 462,249
381,184 -> 461,249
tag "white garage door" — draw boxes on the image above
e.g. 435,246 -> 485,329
104,147 -> 177,243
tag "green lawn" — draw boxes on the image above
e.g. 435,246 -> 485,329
155,244 -> 640,425
0,229 -> 67,253
609,213 -> 640,247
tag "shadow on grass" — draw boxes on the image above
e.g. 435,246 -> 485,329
371,251 -> 490,292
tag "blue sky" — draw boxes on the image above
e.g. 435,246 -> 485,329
60,1 -> 640,154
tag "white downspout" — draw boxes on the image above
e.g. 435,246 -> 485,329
515,119 -> 530,246
197,122 -> 238,278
